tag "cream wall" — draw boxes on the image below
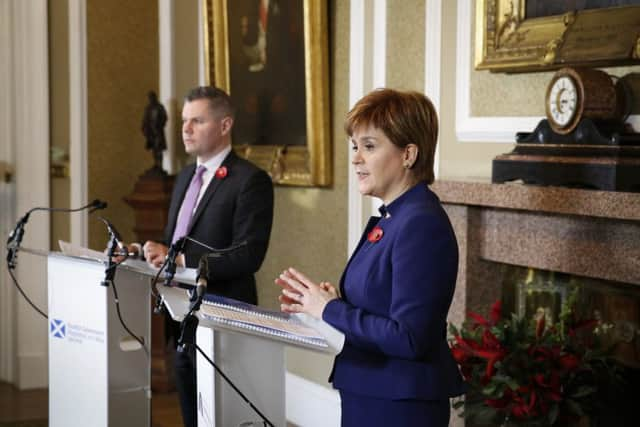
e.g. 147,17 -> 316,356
386,0 -> 425,91
86,0 -> 158,249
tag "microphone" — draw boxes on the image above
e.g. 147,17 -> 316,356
89,199 -> 108,213
98,216 -> 129,257
189,255 -> 209,312
97,217 -> 129,287
163,237 -> 186,287
6,199 -> 107,270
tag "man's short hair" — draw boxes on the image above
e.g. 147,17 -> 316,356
184,86 -> 235,119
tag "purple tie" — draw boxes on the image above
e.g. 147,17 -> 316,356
172,165 -> 207,244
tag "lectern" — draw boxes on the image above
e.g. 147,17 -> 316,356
160,284 -> 343,427
47,251 -> 158,427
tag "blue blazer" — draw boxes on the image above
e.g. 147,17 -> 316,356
322,182 -> 465,400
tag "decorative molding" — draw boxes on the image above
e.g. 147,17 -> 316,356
69,0 -> 89,246
348,0 -> 365,256
455,0 -> 639,142
372,0 -> 386,89
12,0 -> 50,389
369,0 -> 386,218
198,0 -> 206,86
285,372 -> 340,427
425,0 -> 442,178
0,0 -> 16,384
456,0 -> 538,143
159,0 -> 176,174
348,0 -> 388,253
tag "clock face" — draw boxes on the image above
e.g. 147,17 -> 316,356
547,76 -> 578,128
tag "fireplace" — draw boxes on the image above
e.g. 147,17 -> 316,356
431,180 -> 640,427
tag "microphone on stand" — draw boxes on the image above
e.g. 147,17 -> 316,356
97,217 -> 128,287
6,199 -> 107,270
5,199 -> 108,319
189,255 -> 209,313
163,237 -> 186,287
176,240 -> 249,352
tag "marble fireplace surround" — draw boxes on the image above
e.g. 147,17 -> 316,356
431,180 -> 640,328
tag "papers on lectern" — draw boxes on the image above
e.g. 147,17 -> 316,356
58,240 -> 107,262
58,240 -> 198,286
199,294 -> 345,353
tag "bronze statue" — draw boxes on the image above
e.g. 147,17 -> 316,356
142,91 -> 168,171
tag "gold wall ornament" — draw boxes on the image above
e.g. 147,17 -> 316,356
204,0 -> 332,187
475,0 -> 640,73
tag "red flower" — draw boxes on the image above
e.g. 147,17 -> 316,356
449,295 -> 615,426
451,346 -> 468,364
367,226 -> 383,243
558,353 -> 580,371
215,166 -> 228,179
485,388 -> 512,409
490,300 -> 502,324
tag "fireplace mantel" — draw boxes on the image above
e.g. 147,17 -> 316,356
431,180 -> 640,328
432,179 -> 640,222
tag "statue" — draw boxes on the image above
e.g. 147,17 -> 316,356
142,91 -> 168,172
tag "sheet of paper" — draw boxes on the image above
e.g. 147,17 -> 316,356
58,240 -> 107,262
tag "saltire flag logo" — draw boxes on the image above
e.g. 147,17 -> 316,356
50,319 -> 66,339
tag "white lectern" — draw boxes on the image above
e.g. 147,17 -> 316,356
47,252 -> 154,427
160,285 -> 343,427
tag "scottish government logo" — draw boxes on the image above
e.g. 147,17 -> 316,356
50,319 -> 66,339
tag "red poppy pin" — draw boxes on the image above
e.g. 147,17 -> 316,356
367,226 -> 383,243
215,166 -> 228,179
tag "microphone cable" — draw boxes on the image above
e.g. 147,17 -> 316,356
173,243 -> 275,427
5,199 -> 108,319
194,342 -> 275,427
96,217 -> 149,357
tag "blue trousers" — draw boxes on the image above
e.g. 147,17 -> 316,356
340,390 -> 450,427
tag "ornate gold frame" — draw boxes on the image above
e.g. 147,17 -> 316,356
203,0 -> 331,186
475,0 -> 640,73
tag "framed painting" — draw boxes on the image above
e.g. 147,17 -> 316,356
475,0 -> 640,72
203,0 -> 331,186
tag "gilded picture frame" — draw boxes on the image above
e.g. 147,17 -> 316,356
475,0 -> 640,73
203,0 -> 331,186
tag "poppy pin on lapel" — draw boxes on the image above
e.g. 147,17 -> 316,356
215,166 -> 228,179
367,226 -> 383,243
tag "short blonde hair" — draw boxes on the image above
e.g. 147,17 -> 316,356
345,88 -> 438,184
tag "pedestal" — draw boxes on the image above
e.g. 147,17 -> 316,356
124,167 -> 176,392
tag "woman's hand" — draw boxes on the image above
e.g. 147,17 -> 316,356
275,267 -> 339,319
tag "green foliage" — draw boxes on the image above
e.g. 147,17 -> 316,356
449,292 -> 620,426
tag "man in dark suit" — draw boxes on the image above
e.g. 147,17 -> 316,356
140,86 -> 274,427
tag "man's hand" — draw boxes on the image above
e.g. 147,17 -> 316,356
105,242 -> 138,263
143,241 -> 168,268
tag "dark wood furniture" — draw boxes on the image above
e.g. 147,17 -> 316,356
124,168 -> 175,392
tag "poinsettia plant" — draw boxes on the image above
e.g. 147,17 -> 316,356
449,291 -> 621,426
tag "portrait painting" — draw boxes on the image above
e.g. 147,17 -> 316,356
526,0 -> 640,18
204,0 -> 331,187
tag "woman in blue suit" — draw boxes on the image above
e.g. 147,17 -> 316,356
276,88 -> 465,426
